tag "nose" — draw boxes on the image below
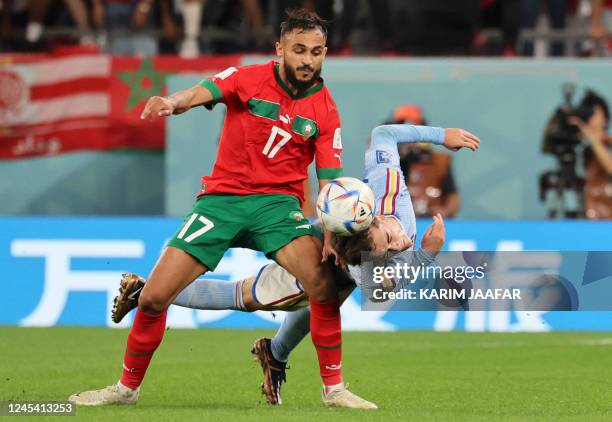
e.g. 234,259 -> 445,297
301,53 -> 313,66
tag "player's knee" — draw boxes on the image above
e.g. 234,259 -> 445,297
138,290 -> 169,314
302,267 -> 337,302
308,285 -> 336,302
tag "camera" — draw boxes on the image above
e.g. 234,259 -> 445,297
542,83 -> 596,155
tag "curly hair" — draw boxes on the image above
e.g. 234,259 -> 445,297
280,8 -> 328,38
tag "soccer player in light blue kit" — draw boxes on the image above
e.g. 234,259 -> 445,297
111,123 -> 480,406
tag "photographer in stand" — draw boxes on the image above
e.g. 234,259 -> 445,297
569,92 -> 612,219
540,87 -> 612,219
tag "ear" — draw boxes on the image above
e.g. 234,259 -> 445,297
275,41 -> 282,58
321,45 -> 328,60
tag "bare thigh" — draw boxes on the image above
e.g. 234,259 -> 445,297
274,235 -> 337,302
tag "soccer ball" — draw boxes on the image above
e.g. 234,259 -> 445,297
316,177 -> 376,236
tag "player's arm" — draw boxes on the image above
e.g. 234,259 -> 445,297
140,86 -> 215,120
371,124 -> 480,152
141,66 -> 240,120
317,178 -> 341,264
315,109 -> 343,265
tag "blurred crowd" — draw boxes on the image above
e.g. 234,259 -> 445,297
1,0 -> 611,57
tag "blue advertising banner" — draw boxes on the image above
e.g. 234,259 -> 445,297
1,217 -> 611,331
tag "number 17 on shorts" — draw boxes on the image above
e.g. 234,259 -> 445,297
176,213 -> 215,243
167,210 -> 230,271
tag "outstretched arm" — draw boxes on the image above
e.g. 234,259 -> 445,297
141,65 -> 243,120
140,85 -> 215,120
371,124 -> 480,152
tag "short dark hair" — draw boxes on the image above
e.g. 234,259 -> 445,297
333,219 -> 379,266
580,89 -> 610,123
280,8 -> 328,39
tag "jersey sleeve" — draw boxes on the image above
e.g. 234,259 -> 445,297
314,107 -> 343,180
364,124 -> 444,174
197,66 -> 241,105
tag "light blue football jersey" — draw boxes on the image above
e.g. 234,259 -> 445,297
348,124 -> 444,287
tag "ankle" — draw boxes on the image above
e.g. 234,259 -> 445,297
323,382 -> 343,394
117,381 -> 137,392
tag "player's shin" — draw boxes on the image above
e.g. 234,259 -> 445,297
271,307 -> 310,362
120,308 -> 168,389
309,299 -> 343,388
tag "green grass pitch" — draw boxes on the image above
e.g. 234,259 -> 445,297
1,327 -> 611,421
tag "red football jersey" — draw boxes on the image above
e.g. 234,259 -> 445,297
197,61 -> 343,203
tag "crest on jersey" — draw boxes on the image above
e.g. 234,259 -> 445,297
291,115 -> 318,141
304,124 -> 313,137
289,211 -> 305,221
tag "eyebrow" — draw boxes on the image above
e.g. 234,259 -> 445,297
292,43 -> 323,50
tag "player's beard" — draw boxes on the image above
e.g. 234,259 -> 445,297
284,62 -> 322,94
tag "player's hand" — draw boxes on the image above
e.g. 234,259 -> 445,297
421,213 -> 445,255
321,239 -> 346,270
443,128 -> 480,152
140,96 -> 177,120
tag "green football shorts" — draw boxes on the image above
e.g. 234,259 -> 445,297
167,194 -> 314,271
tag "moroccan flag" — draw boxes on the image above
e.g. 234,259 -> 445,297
0,53 -> 240,159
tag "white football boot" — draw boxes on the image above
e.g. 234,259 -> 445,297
321,383 -> 378,409
69,382 -> 139,406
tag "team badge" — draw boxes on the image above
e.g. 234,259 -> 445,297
200,183 -> 207,194
289,211 -> 305,221
376,150 -> 391,164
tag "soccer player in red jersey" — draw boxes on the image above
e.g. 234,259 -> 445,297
69,9 -> 376,409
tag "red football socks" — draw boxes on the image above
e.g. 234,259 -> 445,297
120,309 -> 167,389
309,299 -> 343,387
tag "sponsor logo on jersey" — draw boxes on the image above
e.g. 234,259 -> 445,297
280,114 -> 292,124
376,150 -> 391,164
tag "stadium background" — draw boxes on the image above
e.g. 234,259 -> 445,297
1,0 -> 612,335
2,54 -> 612,332
3,3 -> 612,419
